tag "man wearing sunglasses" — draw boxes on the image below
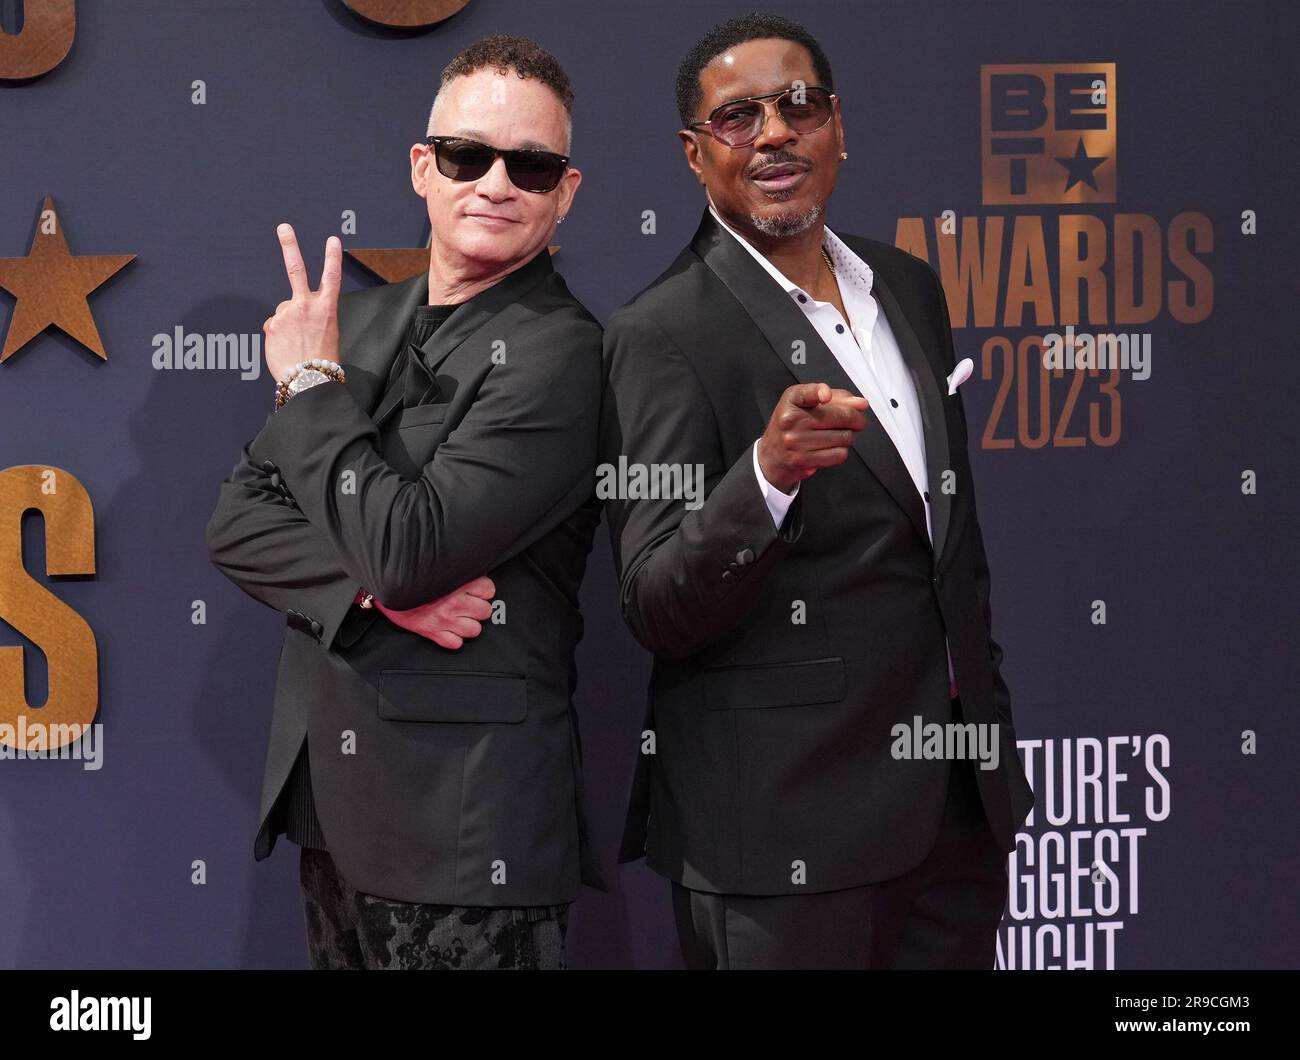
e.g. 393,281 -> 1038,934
206,35 -> 605,969
601,13 -> 1034,968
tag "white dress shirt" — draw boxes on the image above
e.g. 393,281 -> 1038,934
709,203 -> 957,695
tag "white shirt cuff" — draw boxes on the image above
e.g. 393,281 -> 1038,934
752,439 -> 798,528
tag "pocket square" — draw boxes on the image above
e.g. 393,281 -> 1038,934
403,342 -> 443,408
946,357 -> 973,396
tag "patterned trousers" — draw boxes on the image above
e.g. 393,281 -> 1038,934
298,847 -> 570,969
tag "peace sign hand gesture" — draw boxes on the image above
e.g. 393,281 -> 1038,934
263,223 -> 342,384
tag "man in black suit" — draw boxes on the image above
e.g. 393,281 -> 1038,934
601,13 -> 1035,968
206,36 -> 605,969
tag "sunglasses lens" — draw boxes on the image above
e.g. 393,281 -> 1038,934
713,102 -> 763,146
436,141 -> 494,182
778,89 -> 833,132
505,154 -> 565,193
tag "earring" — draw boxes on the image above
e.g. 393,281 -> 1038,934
840,151 -> 848,160
556,216 -> 565,225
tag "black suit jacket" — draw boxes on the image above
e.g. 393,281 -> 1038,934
601,208 -> 1035,896
206,247 -> 608,905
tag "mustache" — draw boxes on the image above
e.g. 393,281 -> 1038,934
747,150 -> 814,176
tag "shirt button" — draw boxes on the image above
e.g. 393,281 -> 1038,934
797,293 -> 808,304
835,324 -> 845,333
924,491 -> 931,502
890,398 -> 899,408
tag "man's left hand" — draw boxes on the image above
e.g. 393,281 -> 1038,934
373,576 -> 497,651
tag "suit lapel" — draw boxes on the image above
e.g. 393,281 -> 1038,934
337,271 -> 428,417
691,209 -> 931,553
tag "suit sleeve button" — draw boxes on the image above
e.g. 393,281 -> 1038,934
737,548 -> 755,565
261,460 -> 276,472
721,570 -> 735,584
310,620 -> 324,638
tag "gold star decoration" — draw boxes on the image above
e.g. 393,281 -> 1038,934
346,246 -> 435,284
0,195 -> 135,363
346,242 -> 560,284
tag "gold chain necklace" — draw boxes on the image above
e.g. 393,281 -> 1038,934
821,247 -> 835,274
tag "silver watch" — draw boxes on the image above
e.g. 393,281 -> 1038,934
286,368 -> 332,398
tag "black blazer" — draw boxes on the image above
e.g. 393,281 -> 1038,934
206,247 -> 608,905
601,208 -> 1035,896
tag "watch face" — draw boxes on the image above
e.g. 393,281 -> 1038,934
288,368 -> 329,394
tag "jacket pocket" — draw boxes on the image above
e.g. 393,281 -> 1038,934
703,656 -> 846,710
377,669 -> 527,723
396,402 -> 451,428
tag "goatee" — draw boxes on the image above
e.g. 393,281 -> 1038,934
751,201 -> 823,238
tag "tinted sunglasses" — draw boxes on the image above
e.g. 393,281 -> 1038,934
424,136 -> 570,193
687,86 -> 836,148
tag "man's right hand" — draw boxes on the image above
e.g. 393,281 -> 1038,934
373,575 -> 496,650
756,383 -> 870,493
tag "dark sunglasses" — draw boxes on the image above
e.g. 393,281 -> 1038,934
423,136 -> 570,193
687,86 -> 836,149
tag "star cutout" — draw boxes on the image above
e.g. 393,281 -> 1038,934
1055,138 -> 1107,193
346,246 -> 436,284
0,195 -> 135,363
346,243 -> 560,283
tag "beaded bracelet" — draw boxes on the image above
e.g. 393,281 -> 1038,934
273,358 -> 346,409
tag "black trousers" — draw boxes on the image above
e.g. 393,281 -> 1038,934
671,749 -> 1008,969
298,847 -> 570,969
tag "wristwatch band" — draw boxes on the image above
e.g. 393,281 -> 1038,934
275,359 -> 346,409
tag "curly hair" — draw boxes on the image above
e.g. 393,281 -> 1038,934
675,12 -> 833,128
